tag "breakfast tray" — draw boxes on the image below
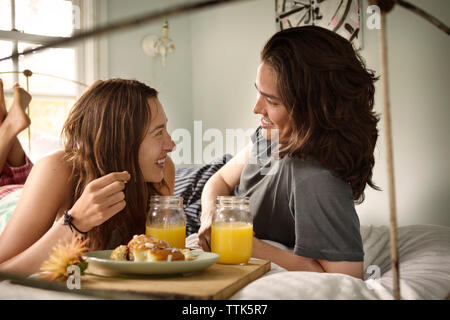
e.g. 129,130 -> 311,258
81,258 -> 270,300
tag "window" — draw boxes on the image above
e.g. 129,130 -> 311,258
0,0 -> 88,161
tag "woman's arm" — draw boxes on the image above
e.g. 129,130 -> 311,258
0,151 -> 73,274
253,238 -> 364,279
0,150 -> 130,276
198,142 -> 252,251
252,237 -> 325,272
0,218 -> 75,276
316,259 -> 364,280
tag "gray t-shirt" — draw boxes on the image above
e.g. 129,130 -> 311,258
234,126 -> 364,262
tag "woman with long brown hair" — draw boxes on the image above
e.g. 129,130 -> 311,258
198,26 -> 379,279
0,78 -> 176,275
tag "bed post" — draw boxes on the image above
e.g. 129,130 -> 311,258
370,0 -> 450,302
379,10 -> 401,301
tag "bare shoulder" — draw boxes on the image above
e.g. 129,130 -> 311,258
0,151 -> 74,262
35,150 -> 71,174
27,150 -> 73,200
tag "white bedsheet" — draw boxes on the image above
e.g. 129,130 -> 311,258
228,224 -> 450,300
1,224 -> 449,299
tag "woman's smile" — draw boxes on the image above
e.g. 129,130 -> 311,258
155,156 -> 166,169
261,117 -> 274,128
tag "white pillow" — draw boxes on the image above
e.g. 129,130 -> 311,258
18,130 -> 64,163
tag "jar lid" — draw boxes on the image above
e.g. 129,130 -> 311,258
149,196 -> 183,208
216,196 -> 249,206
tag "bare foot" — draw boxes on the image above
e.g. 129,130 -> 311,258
3,84 -> 32,135
0,79 -> 6,122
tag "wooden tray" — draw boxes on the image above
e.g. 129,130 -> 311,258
81,258 -> 270,300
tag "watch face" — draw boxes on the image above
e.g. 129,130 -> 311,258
276,0 -> 362,50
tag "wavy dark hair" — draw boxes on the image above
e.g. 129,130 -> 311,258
261,26 -> 380,203
61,79 -> 166,249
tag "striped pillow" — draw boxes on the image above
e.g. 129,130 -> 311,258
174,154 -> 233,236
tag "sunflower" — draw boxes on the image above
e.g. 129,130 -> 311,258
39,235 -> 90,281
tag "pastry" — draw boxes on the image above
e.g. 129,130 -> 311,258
110,234 -> 193,262
110,245 -> 128,261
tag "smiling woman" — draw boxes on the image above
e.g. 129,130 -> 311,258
198,26 -> 380,280
0,78 -> 177,277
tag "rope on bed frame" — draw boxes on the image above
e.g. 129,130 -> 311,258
379,12 -> 400,301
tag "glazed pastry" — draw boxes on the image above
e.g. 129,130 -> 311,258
110,245 -> 128,261
110,234 -> 190,262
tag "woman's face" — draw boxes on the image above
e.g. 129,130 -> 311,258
138,98 -> 176,183
253,62 -> 291,141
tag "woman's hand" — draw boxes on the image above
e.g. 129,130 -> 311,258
197,143 -> 253,251
198,216 -> 212,252
65,171 -> 131,233
252,236 -> 266,259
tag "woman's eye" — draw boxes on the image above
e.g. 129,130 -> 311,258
267,99 -> 278,106
156,130 -> 163,136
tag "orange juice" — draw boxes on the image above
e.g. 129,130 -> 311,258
145,224 -> 186,249
211,222 -> 253,264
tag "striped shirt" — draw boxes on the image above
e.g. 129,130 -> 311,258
174,154 -> 232,236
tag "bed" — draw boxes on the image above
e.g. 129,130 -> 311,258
1,222 -> 449,300
228,224 -> 450,300
1,154 -> 450,299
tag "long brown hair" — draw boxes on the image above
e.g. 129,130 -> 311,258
62,78 -> 164,249
261,26 -> 380,203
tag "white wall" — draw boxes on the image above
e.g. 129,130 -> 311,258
357,0 -> 450,227
105,0 -> 450,228
189,0 -> 275,162
190,0 -> 275,132
106,0 -> 194,138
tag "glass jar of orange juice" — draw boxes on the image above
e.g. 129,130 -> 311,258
146,196 -> 186,249
211,196 -> 253,264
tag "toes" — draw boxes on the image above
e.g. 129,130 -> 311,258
13,84 -> 22,104
12,84 -> 31,108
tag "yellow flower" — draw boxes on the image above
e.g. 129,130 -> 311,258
40,235 -> 90,281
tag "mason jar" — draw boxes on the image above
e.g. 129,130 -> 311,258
146,196 -> 186,249
211,196 -> 253,264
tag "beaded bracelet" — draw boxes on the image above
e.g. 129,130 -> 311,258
63,210 -> 88,235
